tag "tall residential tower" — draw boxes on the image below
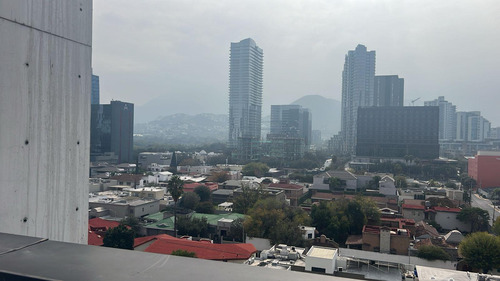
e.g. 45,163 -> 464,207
340,44 -> 376,154
228,38 -> 263,160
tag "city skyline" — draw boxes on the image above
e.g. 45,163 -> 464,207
92,1 -> 500,126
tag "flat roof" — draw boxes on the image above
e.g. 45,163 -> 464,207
0,232 -> 347,281
416,265 -> 479,281
307,246 -> 337,259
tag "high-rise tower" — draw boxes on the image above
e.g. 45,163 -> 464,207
424,96 -> 457,141
374,75 -> 404,107
340,44 -> 376,154
228,38 -> 263,160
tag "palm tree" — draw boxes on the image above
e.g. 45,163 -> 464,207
167,175 -> 184,237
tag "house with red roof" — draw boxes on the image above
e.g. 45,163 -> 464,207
134,234 -> 256,263
182,182 -> 218,193
268,179 -> 304,206
87,218 -> 121,246
401,204 -> 426,222
426,206 -> 470,232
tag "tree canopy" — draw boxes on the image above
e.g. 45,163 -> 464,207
457,207 -> 490,232
167,175 -> 184,204
194,185 -> 211,202
310,197 -> 380,244
179,192 -> 200,210
177,216 -> 209,238
459,232 -> 500,273
417,245 -> 451,261
103,224 -> 135,250
232,184 -> 267,214
242,162 -> 269,177
120,216 -> 141,236
493,217 -> 500,236
244,198 -> 310,246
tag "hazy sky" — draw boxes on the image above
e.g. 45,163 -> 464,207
93,0 -> 500,125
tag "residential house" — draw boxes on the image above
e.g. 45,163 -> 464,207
362,225 -> 410,255
401,204 -> 426,222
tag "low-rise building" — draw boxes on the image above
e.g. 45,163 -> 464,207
134,234 -> 256,263
362,225 -> 410,255
89,192 -> 160,219
305,246 -> 338,274
268,179 -> 305,206
401,204 -> 426,222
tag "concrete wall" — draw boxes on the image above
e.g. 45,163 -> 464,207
0,0 -> 92,244
434,212 -> 470,232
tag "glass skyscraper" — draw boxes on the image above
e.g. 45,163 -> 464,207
228,38 -> 263,160
91,74 -> 100,105
340,44 -> 376,154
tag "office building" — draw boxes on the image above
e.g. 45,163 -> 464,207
374,75 -> 404,107
266,105 -> 312,161
356,106 -> 439,159
228,38 -> 264,161
270,105 -> 312,145
468,151 -> 500,189
456,111 -> 490,142
91,74 -> 100,104
424,96 -> 456,141
340,44 -> 376,154
91,101 -> 134,164
0,1 -> 92,243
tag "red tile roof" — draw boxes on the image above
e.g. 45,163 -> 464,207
88,231 -> 105,246
89,218 -> 121,230
402,204 -> 425,210
432,206 -> 461,213
136,235 -> 256,261
88,218 -> 122,246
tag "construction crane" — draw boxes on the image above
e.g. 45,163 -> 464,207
410,97 -> 420,106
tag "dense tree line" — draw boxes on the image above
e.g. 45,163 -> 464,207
244,198 -> 311,246
310,197 -> 380,244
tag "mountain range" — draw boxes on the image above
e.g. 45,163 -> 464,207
134,95 -> 341,144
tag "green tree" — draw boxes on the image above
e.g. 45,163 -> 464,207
367,176 -> 381,189
179,192 -> 200,210
394,175 -> 407,188
171,249 -> 197,258
310,198 -> 381,244
417,245 -> 451,261
208,171 -> 230,183
457,207 -> 490,232
244,198 -> 308,246
168,175 -> 184,237
242,162 -> 269,177
228,218 -> 244,242
194,185 -> 211,202
459,232 -> 500,273
177,216 -> 209,237
103,224 -> 134,250
120,216 -> 141,236
232,184 -> 267,214
493,217 -> 500,236
328,177 -> 344,191
195,201 -> 215,214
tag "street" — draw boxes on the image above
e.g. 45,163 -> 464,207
471,194 -> 500,226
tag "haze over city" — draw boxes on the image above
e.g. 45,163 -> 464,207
93,0 -> 500,125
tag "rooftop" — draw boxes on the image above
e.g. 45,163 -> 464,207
307,246 -> 337,259
0,232 -> 345,281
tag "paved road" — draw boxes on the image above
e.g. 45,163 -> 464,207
471,194 -> 500,225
